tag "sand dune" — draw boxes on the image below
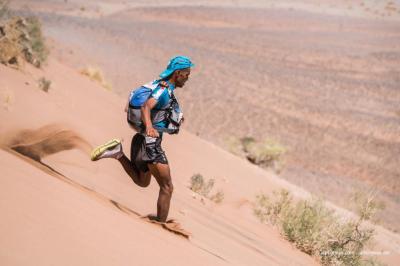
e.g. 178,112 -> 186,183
1,2 -> 400,263
0,60 -> 323,265
0,53 -> 399,266
10,0 -> 400,232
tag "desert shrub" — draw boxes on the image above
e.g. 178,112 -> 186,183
226,136 -> 286,173
190,174 -> 206,194
38,77 -> 51,92
190,174 -> 224,204
225,136 -> 245,156
254,189 -> 384,265
254,189 -> 293,225
80,66 -> 112,90
240,136 -> 256,148
190,173 -> 214,197
242,137 -> 286,168
24,17 -> 48,66
0,15 -> 48,68
282,199 -> 336,255
0,0 -> 10,21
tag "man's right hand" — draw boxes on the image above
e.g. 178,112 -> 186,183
146,126 -> 160,138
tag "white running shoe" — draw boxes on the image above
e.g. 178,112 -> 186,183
91,139 -> 123,161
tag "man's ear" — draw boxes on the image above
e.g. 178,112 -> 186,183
173,70 -> 181,77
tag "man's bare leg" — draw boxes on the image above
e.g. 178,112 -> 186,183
148,163 -> 173,222
118,155 -> 151,187
90,138 -> 151,187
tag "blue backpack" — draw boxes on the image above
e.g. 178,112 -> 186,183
129,86 -> 152,108
127,81 -> 182,134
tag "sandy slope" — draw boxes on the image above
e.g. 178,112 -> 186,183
10,0 -> 400,232
2,0 -> 400,261
0,60 -> 323,265
0,149 -> 225,266
1,57 -> 399,264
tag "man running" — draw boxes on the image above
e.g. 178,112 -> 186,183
90,56 -> 194,223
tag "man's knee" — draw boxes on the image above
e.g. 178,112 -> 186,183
137,172 -> 151,187
160,182 -> 173,196
138,179 -> 150,188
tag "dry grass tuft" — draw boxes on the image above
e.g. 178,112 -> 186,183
209,190 -> 225,204
1,87 -> 14,110
190,174 -> 224,204
38,77 -> 51,92
254,189 -> 385,265
80,66 -> 113,91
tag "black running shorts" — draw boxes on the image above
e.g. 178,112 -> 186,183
130,133 -> 168,173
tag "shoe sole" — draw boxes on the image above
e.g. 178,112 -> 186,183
90,139 -> 121,161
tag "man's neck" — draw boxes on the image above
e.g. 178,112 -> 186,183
167,78 -> 176,88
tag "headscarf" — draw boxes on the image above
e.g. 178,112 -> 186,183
159,55 -> 195,79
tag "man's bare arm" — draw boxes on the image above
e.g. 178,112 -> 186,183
141,97 -> 159,137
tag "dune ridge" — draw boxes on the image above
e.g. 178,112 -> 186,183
0,60 -> 322,265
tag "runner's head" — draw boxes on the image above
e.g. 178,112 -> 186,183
159,55 -> 194,88
172,68 -> 191,88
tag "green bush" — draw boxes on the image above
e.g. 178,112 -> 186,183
254,189 -> 384,265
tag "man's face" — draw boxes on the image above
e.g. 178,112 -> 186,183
175,68 -> 191,88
